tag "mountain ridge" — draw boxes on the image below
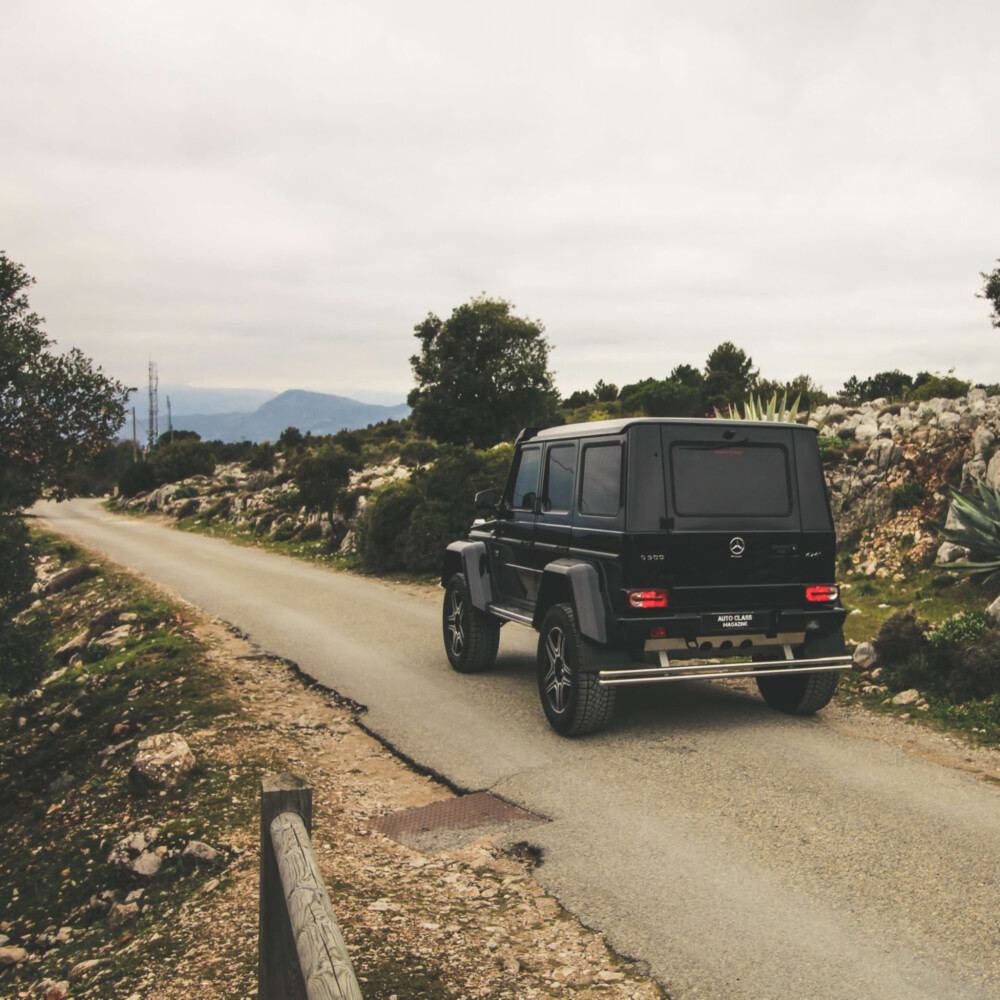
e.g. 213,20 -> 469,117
168,389 -> 409,442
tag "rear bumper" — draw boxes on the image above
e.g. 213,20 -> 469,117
598,651 -> 852,687
615,606 -> 847,648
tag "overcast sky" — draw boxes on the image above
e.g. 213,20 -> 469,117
3,0 -> 998,404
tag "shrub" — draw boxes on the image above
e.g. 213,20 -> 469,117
400,500 -> 453,573
247,441 -> 276,471
874,610 -> 931,664
354,483 -> 422,573
0,617 -> 45,695
294,446 -> 357,516
150,439 -> 216,484
399,439 -> 439,466
172,485 -> 199,500
944,631 -> 1000,702
891,480 -> 927,510
931,611 -> 993,648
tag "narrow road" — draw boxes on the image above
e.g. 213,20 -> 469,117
33,499 -> 1000,1000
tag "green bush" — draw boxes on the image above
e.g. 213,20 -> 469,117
355,444 -> 513,575
0,617 -> 45,695
401,500 -> 453,573
399,439 -> 439,466
874,608 -> 1000,704
354,483 -> 422,572
172,485 -> 199,500
944,631 -> 1000,702
931,611 -> 993,648
293,446 -> 357,516
891,480 -> 928,510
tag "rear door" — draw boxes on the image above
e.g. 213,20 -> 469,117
658,423 -> 805,602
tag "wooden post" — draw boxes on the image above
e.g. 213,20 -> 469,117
260,773 -> 312,1000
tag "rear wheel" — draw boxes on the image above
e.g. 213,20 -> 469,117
756,668 -> 840,714
755,631 -> 844,714
537,603 -> 616,736
443,573 -> 500,673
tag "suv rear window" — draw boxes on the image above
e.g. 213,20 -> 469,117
670,442 -> 791,517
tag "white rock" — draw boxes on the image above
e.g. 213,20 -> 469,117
852,642 -> 877,669
891,689 -> 920,707
936,542 -> 969,564
987,595 -> 1000,625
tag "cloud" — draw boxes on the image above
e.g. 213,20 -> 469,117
2,0 -> 998,399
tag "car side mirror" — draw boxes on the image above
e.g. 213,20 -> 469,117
474,488 -> 500,514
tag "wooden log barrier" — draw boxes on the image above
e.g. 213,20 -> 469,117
259,773 -> 363,1000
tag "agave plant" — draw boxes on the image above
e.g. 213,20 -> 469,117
938,478 -> 1000,582
715,390 -> 802,423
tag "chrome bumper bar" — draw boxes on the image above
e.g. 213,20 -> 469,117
598,651 -> 853,688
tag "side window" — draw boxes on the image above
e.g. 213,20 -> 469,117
509,446 -> 541,510
543,443 -> 577,512
579,443 -> 622,516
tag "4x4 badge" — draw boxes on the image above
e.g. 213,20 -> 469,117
729,536 -> 746,557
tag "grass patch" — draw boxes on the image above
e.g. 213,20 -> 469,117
0,530 -> 266,997
839,566 -> 993,646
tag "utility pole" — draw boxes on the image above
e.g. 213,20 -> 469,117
147,360 -> 159,450
167,395 -> 173,443
132,407 -> 138,461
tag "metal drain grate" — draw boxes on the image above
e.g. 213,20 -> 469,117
370,792 -> 546,851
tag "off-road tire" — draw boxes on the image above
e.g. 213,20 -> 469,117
756,668 -> 840,714
537,603 -> 616,736
442,573 -> 500,673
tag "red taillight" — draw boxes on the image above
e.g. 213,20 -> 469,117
806,585 -> 838,603
628,589 -> 669,609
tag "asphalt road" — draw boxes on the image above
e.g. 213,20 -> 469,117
32,499 -> 1000,1000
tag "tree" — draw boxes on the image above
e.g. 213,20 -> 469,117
1,252 -> 129,512
702,342 -> 758,411
669,364 -> 703,391
408,295 -> 558,448
979,260 -> 1000,329
293,445 -> 357,518
1,251 -> 129,691
593,379 -> 619,402
620,378 -> 701,417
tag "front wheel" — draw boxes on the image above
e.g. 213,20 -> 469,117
537,603 -> 615,736
442,573 -> 500,673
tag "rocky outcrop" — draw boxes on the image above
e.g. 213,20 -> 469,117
810,392 -> 1000,577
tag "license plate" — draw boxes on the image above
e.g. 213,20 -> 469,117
701,611 -> 769,633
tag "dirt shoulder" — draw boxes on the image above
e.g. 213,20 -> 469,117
152,615 -> 665,1000
1,539 -> 664,1000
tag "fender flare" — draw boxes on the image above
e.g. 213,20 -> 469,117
442,540 -> 493,611
534,559 -> 608,644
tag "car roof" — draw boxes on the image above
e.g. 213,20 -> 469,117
521,417 -> 818,443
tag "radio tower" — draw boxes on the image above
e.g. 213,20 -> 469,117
147,360 -> 159,450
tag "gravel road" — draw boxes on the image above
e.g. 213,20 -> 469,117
33,499 -> 1000,1000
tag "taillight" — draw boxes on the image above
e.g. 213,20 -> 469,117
628,589 -> 669,609
806,585 -> 838,603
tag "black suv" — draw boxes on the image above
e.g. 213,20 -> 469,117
441,417 -> 851,735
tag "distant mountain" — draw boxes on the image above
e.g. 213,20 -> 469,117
129,385 -> 279,418
170,389 -> 410,443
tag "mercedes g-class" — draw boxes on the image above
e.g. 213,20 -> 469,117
441,417 -> 851,735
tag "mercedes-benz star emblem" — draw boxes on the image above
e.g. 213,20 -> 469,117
729,536 -> 746,557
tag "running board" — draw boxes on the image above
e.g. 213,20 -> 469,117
598,654 -> 853,688
488,603 -> 534,626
